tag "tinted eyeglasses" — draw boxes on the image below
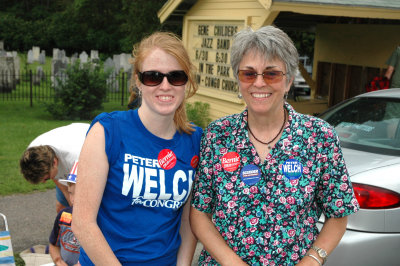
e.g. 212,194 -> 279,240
238,70 -> 286,84
138,71 -> 188,86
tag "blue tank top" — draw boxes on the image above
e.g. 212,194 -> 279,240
79,109 -> 202,265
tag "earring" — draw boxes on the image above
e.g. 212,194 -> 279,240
238,92 -> 242,99
284,91 -> 288,100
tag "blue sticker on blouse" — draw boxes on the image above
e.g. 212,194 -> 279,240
281,159 -> 303,180
240,164 -> 261,185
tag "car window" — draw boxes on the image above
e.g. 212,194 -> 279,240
320,97 -> 400,156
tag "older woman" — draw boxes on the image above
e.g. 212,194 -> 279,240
190,26 -> 359,266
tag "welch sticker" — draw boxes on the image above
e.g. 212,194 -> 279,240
281,159 -> 303,180
221,152 -> 240,172
158,149 -> 177,170
191,155 -> 199,168
240,164 -> 261,185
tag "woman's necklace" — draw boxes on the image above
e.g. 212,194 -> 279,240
247,109 -> 286,150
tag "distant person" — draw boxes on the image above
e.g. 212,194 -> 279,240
72,32 -> 202,265
384,45 -> 400,88
49,161 -> 81,266
19,123 -> 89,213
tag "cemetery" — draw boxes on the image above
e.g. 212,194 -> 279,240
0,40 -> 134,105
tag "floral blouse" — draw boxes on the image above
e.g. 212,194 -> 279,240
191,103 -> 359,266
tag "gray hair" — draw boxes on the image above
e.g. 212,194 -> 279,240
230,25 -> 299,85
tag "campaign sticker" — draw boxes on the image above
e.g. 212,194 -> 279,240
221,152 -> 240,172
281,159 -> 303,180
240,164 -> 261,185
158,149 -> 177,170
191,155 -> 199,168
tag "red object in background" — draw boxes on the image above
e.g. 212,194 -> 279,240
366,76 -> 390,92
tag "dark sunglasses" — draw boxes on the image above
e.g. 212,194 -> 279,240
238,70 -> 286,84
138,71 -> 188,86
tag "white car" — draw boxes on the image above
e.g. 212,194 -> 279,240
318,88 -> 400,266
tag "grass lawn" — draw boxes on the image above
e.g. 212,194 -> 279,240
0,100 -> 127,196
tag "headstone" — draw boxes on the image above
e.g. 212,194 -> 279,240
12,52 -> 20,83
53,48 -> 61,60
90,50 -> 100,61
79,51 -> 88,64
33,66 -> 45,85
104,57 -> 118,91
39,50 -> 46,64
0,56 -> 16,92
120,53 -> 132,72
70,53 -> 78,65
32,46 -> 40,62
51,59 -> 68,89
113,54 -> 121,72
27,50 -> 34,64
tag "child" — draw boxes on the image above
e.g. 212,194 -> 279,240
49,161 -> 81,266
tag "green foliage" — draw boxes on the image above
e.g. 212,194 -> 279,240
186,101 -> 212,129
286,30 -> 315,61
44,61 -> 109,120
0,0 -> 168,54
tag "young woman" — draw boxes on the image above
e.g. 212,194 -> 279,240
72,32 -> 202,266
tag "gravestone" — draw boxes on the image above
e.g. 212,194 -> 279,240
90,50 -> 99,64
104,57 -> 118,91
113,54 -> 122,72
12,52 -> 20,83
79,51 -> 88,64
39,50 -> 46,64
51,59 -> 68,89
32,46 -> 40,62
33,66 -> 45,85
27,50 -> 34,64
0,56 -> 16,92
70,53 -> 78,65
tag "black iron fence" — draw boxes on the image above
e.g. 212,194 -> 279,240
0,70 -> 131,106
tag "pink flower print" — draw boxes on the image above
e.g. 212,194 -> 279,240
250,186 -> 259,194
231,175 -> 237,182
229,225 -> 235,232
215,163 -> 222,171
249,250 -> 255,256
250,217 -> 259,225
222,119 -> 230,126
304,121 -> 312,128
224,131 -> 230,137
243,188 -> 250,194
307,232 -> 314,240
217,210 -> 225,218
219,147 -> 227,154
226,232 -> 232,239
305,186 -> 314,193
254,156 -> 260,164
307,217 -> 315,224
336,199 -> 344,207
290,180 -> 298,187
279,196 -> 286,204
227,200 -> 237,208
217,176 -> 222,183
283,139 -> 290,147
253,199 -> 260,205
342,175 -> 348,182
340,183 -> 348,191
287,229 -> 296,237
287,196 -> 295,205
204,197 -> 212,203
225,182 -> 233,190
291,253 -> 299,261
266,207 -> 274,214
322,173 -> 330,181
